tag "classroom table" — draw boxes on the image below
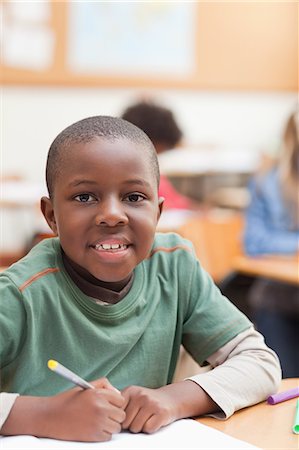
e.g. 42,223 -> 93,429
198,378 -> 299,449
1,180 -> 49,266
158,147 -> 258,204
232,254 -> 299,285
158,147 -> 259,177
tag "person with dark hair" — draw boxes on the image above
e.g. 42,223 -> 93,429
0,116 -> 280,442
121,101 -> 195,210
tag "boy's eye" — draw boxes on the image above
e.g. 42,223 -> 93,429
74,194 -> 95,203
126,193 -> 145,202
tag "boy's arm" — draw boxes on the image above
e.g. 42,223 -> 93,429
1,378 -> 126,442
189,326 -> 281,418
121,327 -> 281,433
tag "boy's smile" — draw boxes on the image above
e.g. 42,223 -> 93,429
41,137 -> 163,284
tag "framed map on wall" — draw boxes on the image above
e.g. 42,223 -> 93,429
67,3 -> 196,78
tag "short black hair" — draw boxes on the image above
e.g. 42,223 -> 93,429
121,101 -> 182,149
46,115 -> 160,197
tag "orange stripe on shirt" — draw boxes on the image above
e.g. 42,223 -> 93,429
19,268 -> 60,292
148,245 -> 192,258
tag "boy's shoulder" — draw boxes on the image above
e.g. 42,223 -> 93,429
143,232 -> 200,284
0,238 -> 61,289
153,231 -> 192,247
150,232 -> 195,258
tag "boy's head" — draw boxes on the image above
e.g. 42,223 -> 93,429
41,116 -> 163,284
121,101 -> 182,154
46,115 -> 160,198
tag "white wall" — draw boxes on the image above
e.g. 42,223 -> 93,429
2,86 -> 297,184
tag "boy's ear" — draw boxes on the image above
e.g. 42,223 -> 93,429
40,196 -> 58,235
157,196 -> 165,220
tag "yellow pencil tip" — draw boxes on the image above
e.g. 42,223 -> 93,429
48,359 -> 58,370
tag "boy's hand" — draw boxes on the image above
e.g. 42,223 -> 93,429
121,385 -> 177,434
2,377 -> 126,442
121,380 -> 219,434
45,377 -> 126,441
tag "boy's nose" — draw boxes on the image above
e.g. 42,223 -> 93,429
95,198 -> 128,227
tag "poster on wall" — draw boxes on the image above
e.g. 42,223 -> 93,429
67,2 -> 196,77
1,0 -> 54,71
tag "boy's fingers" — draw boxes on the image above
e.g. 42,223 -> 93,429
120,388 -> 130,410
142,414 -> 164,434
103,390 -> 126,409
89,378 -> 125,407
108,404 -> 127,425
91,377 -> 120,393
122,400 -> 141,430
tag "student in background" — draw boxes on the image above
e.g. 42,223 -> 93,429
244,110 -> 299,378
121,100 -> 197,210
0,116 -> 280,442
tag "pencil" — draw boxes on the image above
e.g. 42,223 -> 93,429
47,359 -> 94,390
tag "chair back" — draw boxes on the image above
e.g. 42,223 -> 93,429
178,209 -> 244,282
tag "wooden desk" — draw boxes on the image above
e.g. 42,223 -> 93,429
233,254 -> 299,285
198,378 -> 299,449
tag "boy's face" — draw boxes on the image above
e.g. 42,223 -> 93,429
41,137 -> 163,283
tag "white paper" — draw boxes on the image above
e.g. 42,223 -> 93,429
0,419 -> 260,450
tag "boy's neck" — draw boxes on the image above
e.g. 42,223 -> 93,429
61,250 -> 133,304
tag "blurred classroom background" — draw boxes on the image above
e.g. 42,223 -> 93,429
1,1 -> 298,289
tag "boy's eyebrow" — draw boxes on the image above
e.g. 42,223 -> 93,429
68,179 -> 152,188
68,179 -> 98,187
124,178 -> 152,188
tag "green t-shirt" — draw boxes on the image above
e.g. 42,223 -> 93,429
0,234 -> 251,395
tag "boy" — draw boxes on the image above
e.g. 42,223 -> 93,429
0,116 -> 280,442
